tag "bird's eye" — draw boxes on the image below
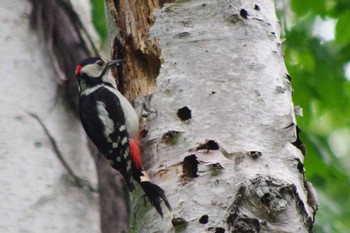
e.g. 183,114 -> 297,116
96,60 -> 104,66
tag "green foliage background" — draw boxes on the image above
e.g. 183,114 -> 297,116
90,0 -> 107,44
90,0 -> 350,232
281,0 -> 350,232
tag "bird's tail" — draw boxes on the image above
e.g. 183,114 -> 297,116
129,136 -> 171,216
139,179 -> 172,217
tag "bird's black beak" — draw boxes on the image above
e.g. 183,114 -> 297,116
107,59 -> 124,67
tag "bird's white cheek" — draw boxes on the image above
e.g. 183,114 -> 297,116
81,65 -> 103,78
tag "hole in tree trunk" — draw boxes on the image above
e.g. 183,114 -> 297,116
197,140 -> 220,151
183,154 -> 199,177
177,106 -> 192,121
199,214 -> 209,224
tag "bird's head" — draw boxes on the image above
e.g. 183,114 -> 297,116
75,57 -> 123,91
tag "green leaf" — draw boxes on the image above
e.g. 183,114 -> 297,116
335,10 -> 350,44
283,1 -> 350,231
291,0 -> 326,16
90,0 -> 107,43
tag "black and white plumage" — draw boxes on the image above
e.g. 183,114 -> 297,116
79,85 -> 135,188
75,57 -> 171,217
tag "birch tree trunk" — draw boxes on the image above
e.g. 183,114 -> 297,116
0,0 -> 100,232
106,0 -> 318,232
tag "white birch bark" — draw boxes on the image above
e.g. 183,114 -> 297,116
0,1 -> 100,232
129,0 -> 317,232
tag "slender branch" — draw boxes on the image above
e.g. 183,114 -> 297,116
26,111 -> 96,192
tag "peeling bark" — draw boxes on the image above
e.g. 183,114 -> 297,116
105,0 -> 160,98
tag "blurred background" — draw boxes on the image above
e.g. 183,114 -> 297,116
89,0 -> 350,232
276,0 -> 350,232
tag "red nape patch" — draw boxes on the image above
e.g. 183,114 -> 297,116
129,138 -> 143,169
75,65 -> 83,77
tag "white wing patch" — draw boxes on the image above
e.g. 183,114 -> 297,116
119,125 -> 126,131
104,86 -> 139,138
121,137 -> 128,145
96,101 -> 114,137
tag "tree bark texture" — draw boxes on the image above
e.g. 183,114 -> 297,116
105,0 -> 160,99
107,0 -> 318,232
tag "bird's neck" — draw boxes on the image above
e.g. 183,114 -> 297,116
78,77 -> 116,95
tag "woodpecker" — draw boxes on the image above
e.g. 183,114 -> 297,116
75,57 -> 171,216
